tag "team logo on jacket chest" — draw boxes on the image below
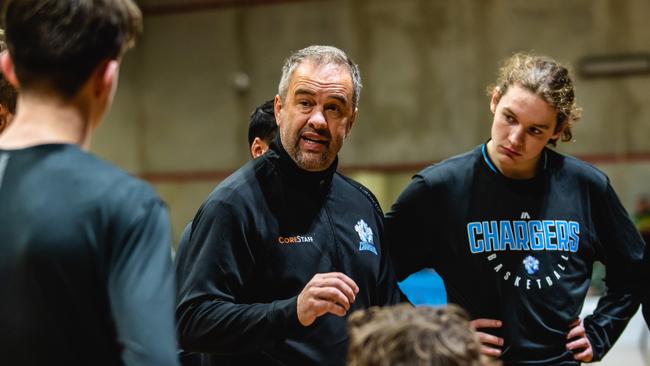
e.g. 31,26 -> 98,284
355,219 -> 377,255
466,212 -> 581,290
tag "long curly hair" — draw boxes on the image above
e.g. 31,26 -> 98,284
488,53 -> 582,146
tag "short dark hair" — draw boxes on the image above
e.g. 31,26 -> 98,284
348,304 -> 500,366
2,0 -> 142,98
0,29 -> 17,114
247,99 -> 277,146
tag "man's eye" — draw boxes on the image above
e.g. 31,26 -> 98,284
505,114 -> 515,123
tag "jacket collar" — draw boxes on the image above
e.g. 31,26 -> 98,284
269,135 -> 338,193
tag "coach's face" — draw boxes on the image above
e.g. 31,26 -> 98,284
274,60 -> 356,172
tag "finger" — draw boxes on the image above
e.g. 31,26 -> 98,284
568,318 -> 581,328
312,287 -> 351,310
573,347 -> 593,362
566,325 -> 585,340
480,345 -> 501,357
471,318 -> 502,330
312,278 -> 357,303
315,299 -> 347,318
476,331 -> 504,347
322,272 -> 359,294
566,338 -> 589,351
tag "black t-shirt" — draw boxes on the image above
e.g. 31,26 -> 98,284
0,144 -> 179,366
385,144 -> 645,365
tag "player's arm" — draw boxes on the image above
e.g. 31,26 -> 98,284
107,198 -> 179,366
375,231 -> 403,306
384,175 -> 439,282
581,181 -> 644,361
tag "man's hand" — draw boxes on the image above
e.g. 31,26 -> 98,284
567,318 -> 593,362
297,272 -> 359,326
470,318 -> 503,357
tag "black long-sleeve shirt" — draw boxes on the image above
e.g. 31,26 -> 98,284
175,139 -> 401,365
385,144 -> 645,365
0,144 -> 179,366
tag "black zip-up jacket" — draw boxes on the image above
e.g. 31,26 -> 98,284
385,144 -> 645,366
175,139 -> 401,366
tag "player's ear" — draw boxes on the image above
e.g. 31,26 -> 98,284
250,137 -> 267,159
490,87 -> 501,114
550,119 -> 565,142
0,51 -> 20,88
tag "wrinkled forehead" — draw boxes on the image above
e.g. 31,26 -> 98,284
288,60 -> 354,95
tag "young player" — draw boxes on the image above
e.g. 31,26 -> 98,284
385,53 -> 645,365
0,1 -> 178,365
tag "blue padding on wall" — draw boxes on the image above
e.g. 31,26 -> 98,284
398,268 -> 447,306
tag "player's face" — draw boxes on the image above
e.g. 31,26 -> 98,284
488,84 -> 561,179
275,60 -> 356,172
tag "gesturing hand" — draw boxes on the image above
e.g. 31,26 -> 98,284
470,318 -> 504,357
297,272 -> 359,326
567,318 -> 593,362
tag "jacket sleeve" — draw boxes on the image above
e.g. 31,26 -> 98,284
583,181 -> 645,361
175,197 -> 300,355
384,175 -> 439,282
371,199 -> 403,306
108,199 -> 180,366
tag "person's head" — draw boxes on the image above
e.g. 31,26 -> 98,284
486,53 -> 581,178
1,0 -> 142,122
248,99 -> 278,158
274,45 -> 361,172
347,304 -> 498,366
0,29 -> 17,134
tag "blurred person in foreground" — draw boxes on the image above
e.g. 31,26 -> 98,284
175,45 -> 401,365
385,53 -> 645,365
347,303 -> 500,366
0,1 -> 179,365
0,29 -> 17,133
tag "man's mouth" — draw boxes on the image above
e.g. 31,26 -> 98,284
301,132 -> 329,146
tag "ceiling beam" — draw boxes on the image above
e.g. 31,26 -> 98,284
140,0 -> 323,16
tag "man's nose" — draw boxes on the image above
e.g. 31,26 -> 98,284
307,108 -> 327,130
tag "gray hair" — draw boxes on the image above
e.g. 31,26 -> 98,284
278,45 -> 362,110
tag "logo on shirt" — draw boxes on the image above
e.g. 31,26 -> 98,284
278,235 -> 314,244
466,215 -> 581,290
523,256 -> 539,275
355,219 -> 377,255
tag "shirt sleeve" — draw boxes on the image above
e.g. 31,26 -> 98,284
107,198 -> 180,366
175,197 -> 300,355
372,205 -> 403,306
384,175 -> 439,281
583,180 -> 645,361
